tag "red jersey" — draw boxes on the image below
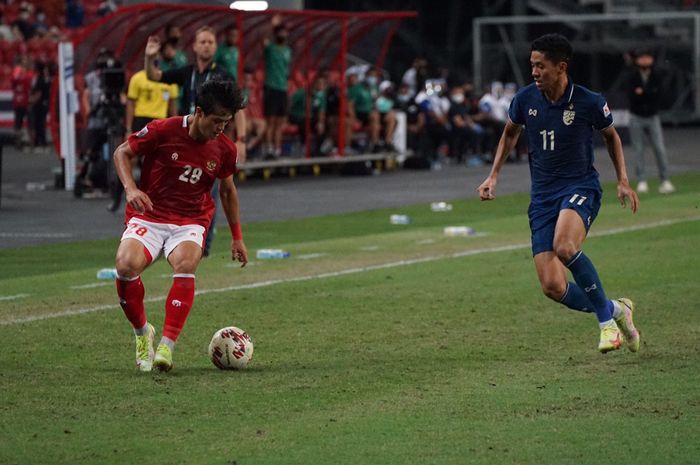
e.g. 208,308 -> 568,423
12,66 -> 33,108
126,116 -> 238,228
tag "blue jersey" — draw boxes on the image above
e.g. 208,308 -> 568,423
508,79 -> 613,199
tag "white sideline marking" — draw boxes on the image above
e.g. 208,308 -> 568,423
359,245 -> 380,251
0,294 -> 30,301
70,282 -> 112,290
416,239 -> 435,245
2,216 -> 698,326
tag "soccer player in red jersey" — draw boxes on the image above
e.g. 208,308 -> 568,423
112,79 -> 248,372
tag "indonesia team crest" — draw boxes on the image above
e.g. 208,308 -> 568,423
206,160 -> 217,171
563,105 -> 575,126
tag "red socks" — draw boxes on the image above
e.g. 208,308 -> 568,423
162,274 -> 196,342
116,275 -> 147,330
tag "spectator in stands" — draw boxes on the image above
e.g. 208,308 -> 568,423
626,50 -> 675,194
215,24 -> 239,82
29,61 -> 52,153
106,66 -> 179,212
163,24 -> 188,69
97,0 -> 117,17
144,27 -> 247,256
12,54 -> 33,149
241,68 -> 266,157
448,80 -> 484,165
415,79 -> 451,169
365,66 -> 381,99
33,8 -> 49,35
262,14 -> 291,158
375,80 -> 397,152
402,57 -> 428,98
66,0 -> 84,29
0,11 -> 15,41
12,3 -> 35,40
347,71 -> 384,153
289,74 -> 327,157
395,82 -> 425,155
476,81 -> 508,161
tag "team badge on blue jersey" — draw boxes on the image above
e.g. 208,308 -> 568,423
563,104 -> 575,126
603,102 -> 611,117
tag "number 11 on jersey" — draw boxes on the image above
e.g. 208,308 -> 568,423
540,130 -> 554,151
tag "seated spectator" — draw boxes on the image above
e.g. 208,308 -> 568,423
476,81 -> 507,161
448,80 -> 485,164
347,71 -> 382,153
375,80 -> 397,152
395,82 -> 425,155
415,79 -> 451,169
289,74 -> 327,157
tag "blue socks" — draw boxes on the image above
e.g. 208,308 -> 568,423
559,282 -> 594,313
564,251 -> 614,324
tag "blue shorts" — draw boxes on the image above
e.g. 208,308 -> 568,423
528,187 -> 602,256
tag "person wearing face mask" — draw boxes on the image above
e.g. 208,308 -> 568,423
262,14 -> 292,158
448,80 -> 482,165
395,82 -> 425,156
626,50 -> 674,194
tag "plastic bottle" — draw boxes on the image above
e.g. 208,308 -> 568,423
430,202 -> 453,212
390,214 -> 411,225
96,268 -> 118,279
443,226 -> 475,237
256,249 -> 291,259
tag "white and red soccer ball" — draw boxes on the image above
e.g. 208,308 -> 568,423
208,326 -> 254,370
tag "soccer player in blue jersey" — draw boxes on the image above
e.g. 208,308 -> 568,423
477,34 -> 641,353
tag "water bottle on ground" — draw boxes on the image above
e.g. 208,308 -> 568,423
430,202 -> 453,212
96,268 -> 118,279
443,226 -> 475,237
256,249 -> 291,259
390,214 -> 411,225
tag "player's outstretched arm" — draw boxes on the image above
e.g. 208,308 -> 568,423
144,35 -> 163,82
477,120 -> 522,200
601,126 -> 639,213
220,176 -> 248,267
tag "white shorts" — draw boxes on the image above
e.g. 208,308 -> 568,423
120,218 -> 206,263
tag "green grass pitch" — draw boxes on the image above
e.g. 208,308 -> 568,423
1,173 -> 699,465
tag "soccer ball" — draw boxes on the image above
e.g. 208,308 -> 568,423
208,326 -> 254,370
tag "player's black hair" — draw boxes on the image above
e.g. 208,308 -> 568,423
531,34 -> 573,65
196,79 -> 245,116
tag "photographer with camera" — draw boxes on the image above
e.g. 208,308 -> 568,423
76,48 -> 126,199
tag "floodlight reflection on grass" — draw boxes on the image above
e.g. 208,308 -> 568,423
230,1 -> 268,10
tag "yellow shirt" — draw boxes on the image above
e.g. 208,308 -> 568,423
127,70 -> 179,119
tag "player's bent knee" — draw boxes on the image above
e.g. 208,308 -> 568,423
541,279 -> 566,301
553,242 -> 578,263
